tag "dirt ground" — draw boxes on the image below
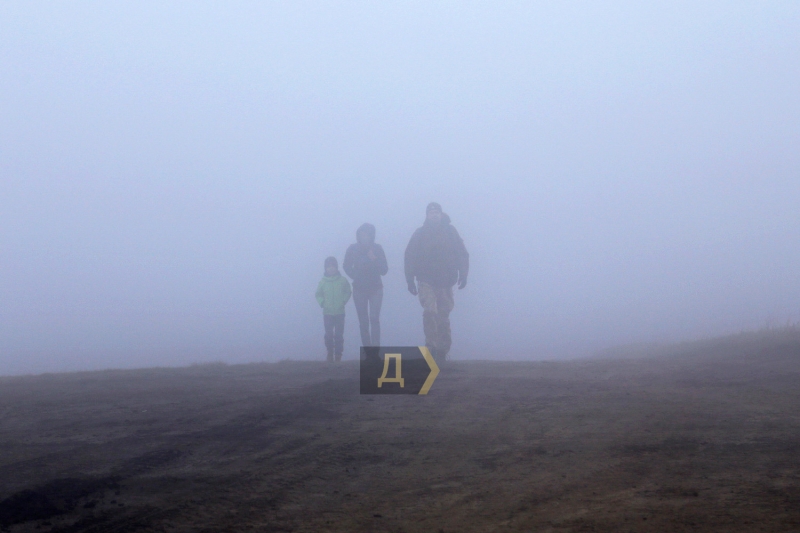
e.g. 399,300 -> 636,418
2,330 -> 800,532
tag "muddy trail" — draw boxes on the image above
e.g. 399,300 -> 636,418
1,331 -> 800,532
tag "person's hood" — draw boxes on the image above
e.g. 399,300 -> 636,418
423,212 -> 451,226
323,272 -> 341,280
356,223 -> 376,245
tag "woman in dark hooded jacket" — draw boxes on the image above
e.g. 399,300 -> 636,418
343,223 -> 388,346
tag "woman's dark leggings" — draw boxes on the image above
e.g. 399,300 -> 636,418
353,287 -> 383,346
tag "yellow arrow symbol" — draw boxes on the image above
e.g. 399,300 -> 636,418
418,346 -> 439,395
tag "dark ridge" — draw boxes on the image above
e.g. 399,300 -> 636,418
0,477 -> 118,527
596,326 -> 800,361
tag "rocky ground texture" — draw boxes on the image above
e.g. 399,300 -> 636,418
1,330 -> 800,532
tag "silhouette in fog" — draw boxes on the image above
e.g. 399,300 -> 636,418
315,257 -> 352,362
404,202 -> 469,362
343,223 -> 388,347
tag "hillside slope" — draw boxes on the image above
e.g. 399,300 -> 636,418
1,331 -> 799,532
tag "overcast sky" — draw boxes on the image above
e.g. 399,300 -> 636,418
2,2 -> 799,375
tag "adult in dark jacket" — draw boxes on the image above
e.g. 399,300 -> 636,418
404,202 -> 469,362
343,223 -> 388,346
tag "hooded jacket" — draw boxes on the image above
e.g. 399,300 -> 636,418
315,273 -> 352,315
404,213 -> 469,288
343,223 -> 388,292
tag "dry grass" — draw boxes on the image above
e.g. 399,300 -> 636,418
1,330 -> 799,532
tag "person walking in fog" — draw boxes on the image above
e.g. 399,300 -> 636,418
343,223 -> 388,346
404,202 -> 469,363
315,257 -> 351,362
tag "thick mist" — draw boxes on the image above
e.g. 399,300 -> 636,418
2,2 -> 799,375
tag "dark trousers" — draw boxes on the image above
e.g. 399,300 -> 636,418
323,314 -> 345,361
353,287 -> 383,346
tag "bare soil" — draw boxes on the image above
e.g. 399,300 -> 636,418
2,331 -> 800,532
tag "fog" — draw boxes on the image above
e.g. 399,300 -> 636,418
1,2 -> 799,375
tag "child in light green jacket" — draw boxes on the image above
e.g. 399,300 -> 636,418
315,256 -> 352,362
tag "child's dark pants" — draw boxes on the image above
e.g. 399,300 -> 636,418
323,314 -> 345,361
